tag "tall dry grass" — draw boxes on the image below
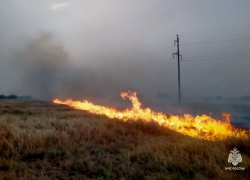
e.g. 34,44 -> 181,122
0,100 -> 249,180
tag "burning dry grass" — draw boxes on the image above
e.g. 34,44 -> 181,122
54,91 -> 248,141
0,100 -> 249,179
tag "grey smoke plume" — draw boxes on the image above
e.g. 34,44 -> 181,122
7,31 -> 146,108
1,0 -> 250,105
9,32 -> 97,100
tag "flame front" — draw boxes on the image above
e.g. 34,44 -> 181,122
53,91 -> 248,140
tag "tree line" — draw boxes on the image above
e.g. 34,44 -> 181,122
0,94 -> 32,99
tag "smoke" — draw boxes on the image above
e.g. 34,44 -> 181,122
6,31 -> 146,107
2,0 -> 250,104
8,31 -> 97,100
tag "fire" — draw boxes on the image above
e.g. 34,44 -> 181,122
53,91 -> 248,141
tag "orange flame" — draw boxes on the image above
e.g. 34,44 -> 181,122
53,91 -> 248,140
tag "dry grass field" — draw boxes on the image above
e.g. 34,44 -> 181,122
0,99 -> 249,180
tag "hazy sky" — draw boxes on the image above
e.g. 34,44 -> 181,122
0,0 -> 250,103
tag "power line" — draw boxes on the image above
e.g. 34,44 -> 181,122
93,45 -> 174,71
152,26 -> 250,49
116,27 -> 250,57
148,27 -> 250,50
182,57 -> 250,61
88,59 -> 176,89
81,33 -> 250,93
133,26 -> 250,52
133,26 -> 250,56
83,33 -> 250,73
181,37 -> 250,46
109,38 -> 174,60
183,54 -> 250,58
183,50 -> 250,56
181,26 -> 250,37
81,44 -> 175,81
90,55 -> 174,81
90,36 -> 249,74
92,26 -> 250,65
126,61 -> 176,76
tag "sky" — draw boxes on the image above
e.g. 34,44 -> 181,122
0,0 -> 250,105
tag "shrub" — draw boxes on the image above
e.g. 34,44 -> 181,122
7,94 -> 18,99
0,94 -> 7,99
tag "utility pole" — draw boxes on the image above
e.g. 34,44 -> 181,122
173,34 -> 182,103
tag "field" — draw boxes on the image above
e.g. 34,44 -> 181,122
0,100 -> 249,180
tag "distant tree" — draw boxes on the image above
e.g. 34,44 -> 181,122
7,94 -> 18,99
0,94 -> 7,99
